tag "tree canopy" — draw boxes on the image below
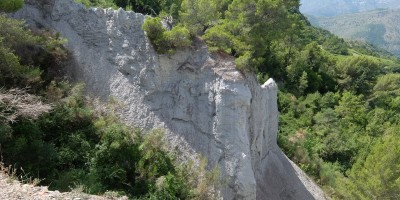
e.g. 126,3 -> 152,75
0,0 -> 24,12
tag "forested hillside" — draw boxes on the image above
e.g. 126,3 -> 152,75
309,8 -> 400,58
300,0 -> 400,17
1,0 -> 400,199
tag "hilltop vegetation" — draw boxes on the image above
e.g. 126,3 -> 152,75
1,0 -> 400,199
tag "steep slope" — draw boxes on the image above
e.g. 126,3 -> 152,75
12,0 -> 326,199
300,0 -> 400,17
310,9 -> 400,57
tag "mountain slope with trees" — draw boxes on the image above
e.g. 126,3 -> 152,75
309,8 -> 400,58
300,0 -> 400,17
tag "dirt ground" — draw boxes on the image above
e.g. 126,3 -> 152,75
0,172 -> 128,200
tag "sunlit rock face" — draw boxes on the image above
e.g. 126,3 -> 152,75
13,0 -> 326,199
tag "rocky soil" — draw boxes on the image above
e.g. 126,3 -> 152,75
0,172 -> 127,200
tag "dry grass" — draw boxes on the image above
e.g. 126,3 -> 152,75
0,158 -> 41,186
0,88 -> 52,123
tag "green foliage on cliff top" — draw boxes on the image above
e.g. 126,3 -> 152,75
142,17 -> 191,54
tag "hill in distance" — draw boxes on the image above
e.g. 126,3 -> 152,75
300,0 -> 400,17
309,8 -> 400,58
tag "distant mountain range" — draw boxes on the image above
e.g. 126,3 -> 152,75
308,9 -> 400,57
300,0 -> 400,17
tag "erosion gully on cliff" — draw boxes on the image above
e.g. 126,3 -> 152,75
12,0 -> 327,199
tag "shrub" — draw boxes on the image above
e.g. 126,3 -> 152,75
336,56 -> 382,94
142,17 -> 165,43
142,17 -> 191,54
0,15 -> 68,90
1,82 -> 221,199
203,25 -> 232,52
180,0 -> 220,35
88,125 -> 141,195
74,0 -> 117,9
0,15 -> 42,87
0,0 -> 24,12
235,51 -> 253,71
165,25 -> 191,48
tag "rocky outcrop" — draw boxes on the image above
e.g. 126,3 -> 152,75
12,0 -> 326,199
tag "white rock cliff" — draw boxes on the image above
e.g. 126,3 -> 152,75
13,0 -> 326,199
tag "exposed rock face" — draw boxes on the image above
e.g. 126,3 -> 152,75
13,0 -> 327,199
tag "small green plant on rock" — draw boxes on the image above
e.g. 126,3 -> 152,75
0,0 -> 24,13
142,17 -> 191,54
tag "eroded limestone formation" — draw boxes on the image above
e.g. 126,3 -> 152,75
13,0 -> 326,199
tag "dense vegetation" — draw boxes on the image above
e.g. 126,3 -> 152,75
75,0 -> 183,16
1,0 -> 400,199
2,86 -> 220,198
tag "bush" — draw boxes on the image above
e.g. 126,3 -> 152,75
1,83 -> 220,198
142,17 -> 164,43
0,15 -> 68,90
0,0 -> 24,12
336,56 -> 382,95
203,25 -> 232,52
335,130 -> 400,199
74,0 -> 117,9
235,51 -> 253,71
165,25 -> 191,48
0,16 -> 41,87
142,17 -> 191,54
180,0 -> 220,35
0,41 -> 40,87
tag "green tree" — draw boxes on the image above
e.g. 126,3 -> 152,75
371,73 -> 400,110
336,129 -> 400,199
0,15 -> 68,89
204,0 -> 300,70
142,17 -> 190,54
180,0 -> 220,35
75,0 -> 117,9
336,56 -> 382,94
0,0 -> 24,12
322,36 -> 348,55
286,42 -> 336,95
112,0 -> 182,16
0,15 -> 42,88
